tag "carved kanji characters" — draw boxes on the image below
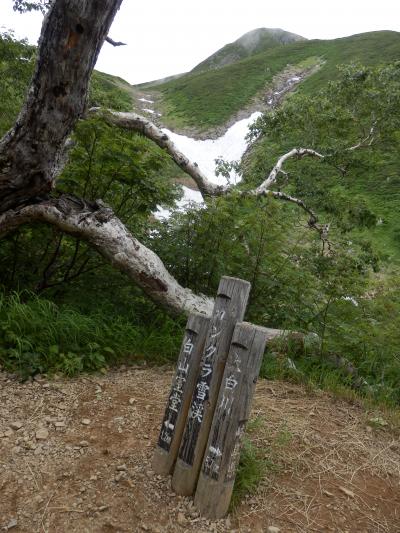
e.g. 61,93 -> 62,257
168,391 -> 181,412
225,374 -> 238,390
201,362 -> 212,378
190,401 -> 204,423
196,381 -> 210,401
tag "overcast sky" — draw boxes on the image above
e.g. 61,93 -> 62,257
1,0 -> 400,84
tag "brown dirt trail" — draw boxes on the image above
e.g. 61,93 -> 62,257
0,367 -> 399,532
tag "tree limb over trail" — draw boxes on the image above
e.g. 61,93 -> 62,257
0,195 -> 214,316
92,110 -> 325,203
90,110 -> 228,198
92,110 -> 328,239
0,0 -> 347,319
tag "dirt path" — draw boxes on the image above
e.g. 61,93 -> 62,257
1,366 -> 399,532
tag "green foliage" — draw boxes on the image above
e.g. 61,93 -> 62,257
192,28 -> 304,74
153,195 -> 370,331
245,62 -> 400,261
89,71 -> 133,111
152,31 -> 400,130
0,32 -> 35,135
0,291 -> 183,379
231,437 -> 268,507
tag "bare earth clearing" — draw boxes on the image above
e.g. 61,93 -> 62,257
0,366 -> 399,532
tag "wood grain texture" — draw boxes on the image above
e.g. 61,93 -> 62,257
172,277 -> 251,496
194,322 -> 269,519
153,313 -> 210,475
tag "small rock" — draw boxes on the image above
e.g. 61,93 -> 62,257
10,421 -> 23,431
339,486 -> 355,498
129,398 -> 136,405
323,490 -> 334,497
79,440 -> 89,447
98,505 -> 108,512
81,418 -> 91,425
116,464 -> 127,472
6,518 -> 18,529
267,527 -> 281,533
35,428 -> 49,441
4,429 -> 14,437
55,421 -> 66,428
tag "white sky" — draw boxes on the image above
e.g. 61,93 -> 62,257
1,0 -> 400,84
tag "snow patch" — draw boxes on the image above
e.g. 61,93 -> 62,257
162,112 -> 261,186
143,108 -> 155,114
139,98 -> 154,103
156,112 -> 261,219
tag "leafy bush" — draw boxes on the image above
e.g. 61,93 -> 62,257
0,291 -> 183,379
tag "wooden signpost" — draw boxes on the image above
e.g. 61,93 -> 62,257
194,322 -> 269,518
153,313 -> 210,475
172,277 -> 251,496
153,275 -> 272,518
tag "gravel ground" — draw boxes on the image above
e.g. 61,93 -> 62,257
0,365 -> 399,532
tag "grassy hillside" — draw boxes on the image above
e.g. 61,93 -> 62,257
149,31 -> 400,131
192,27 -> 306,73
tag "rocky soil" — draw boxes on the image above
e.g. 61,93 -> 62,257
0,366 -> 399,532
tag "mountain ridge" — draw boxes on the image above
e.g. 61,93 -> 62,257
191,27 -> 306,73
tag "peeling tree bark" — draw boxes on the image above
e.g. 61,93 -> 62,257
91,110 -> 228,197
0,195 -> 214,316
0,0 -> 123,214
93,110 -> 330,238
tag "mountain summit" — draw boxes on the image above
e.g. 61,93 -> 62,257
191,28 -> 306,73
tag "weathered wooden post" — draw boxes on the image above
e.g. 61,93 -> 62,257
153,313 -> 210,475
193,322 -> 270,519
172,277 -> 251,496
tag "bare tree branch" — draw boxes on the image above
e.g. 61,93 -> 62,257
91,109 -> 335,245
89,109 -> 228,198
347,122 -> 376,151
254,148 -> 325,194
105,36 -> 127,47
0,195 -> 214,317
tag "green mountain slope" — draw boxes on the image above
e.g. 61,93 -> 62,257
191,27 -> 306,73
147,31 -> 400,131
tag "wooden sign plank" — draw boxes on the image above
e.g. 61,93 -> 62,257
172,277 -> 251,495
153,313 -> 210,475
193,322 -> 270,519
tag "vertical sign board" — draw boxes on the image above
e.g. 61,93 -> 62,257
194,322 -> 270,519
153,313 -> 210,475
172,277 -> 251,496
